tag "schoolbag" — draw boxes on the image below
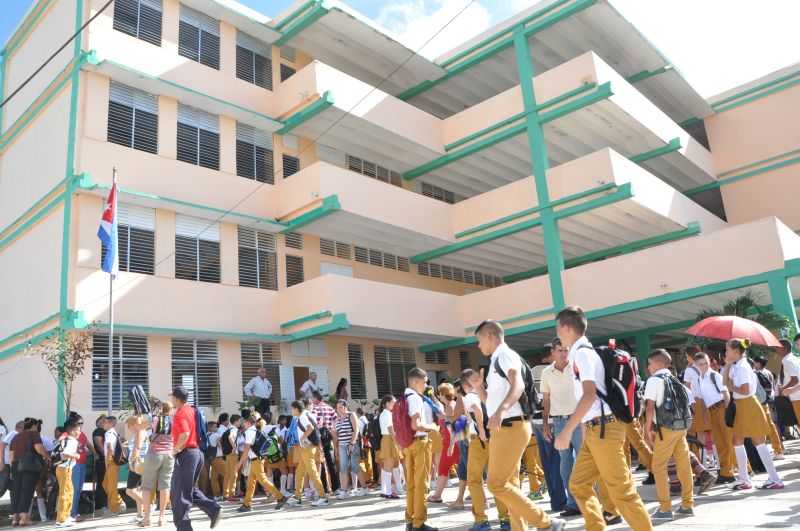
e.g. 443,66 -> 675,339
654,373 -> 693,436
50,438 -> 66,467
755,370 -> 772,404
574,344 -> 642,436
219,427 -> 234,456
304,414 -> 322,446
252,428 -> 271,459
391,393 -> 417,449
195,407 -> 210,454
112,434 -> 129,466
151,416 -> 173,440
264,428 -> 285,464
285,418 -> 300,448
467,398 -> 490,441
367,415 -> 382,450
493,356 -> 540,418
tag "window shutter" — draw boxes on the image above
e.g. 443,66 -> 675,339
315,144 -> 346,166
416,260 -> 500,287
236,122 -> 274,183
284,232 -> 303,249
459,350 -> 471,370
285,255 -> 304,287
101,204 -> 155,275
352,246 -> 410,272
238,226 -> 277,290
282,134 -> 299,150
348,344 -> 366,400
177,103 -> 219,169
179,4 -> 220,69
279,46 -> 296,62
320,238 -> 335,256
280,64 -> 296,82
113,0 -> 162,46
320,262 -> 353,277
413,180 -> 466,204
345,154 -> 402,188
175,215 -> 220,283
171,339 -> 220,407
236,31 -> 272,90
92,334 -> 148,410
282,154 -> 300,178
354,246 -> 368,264
424,350 -> 448,365
241,342 -> 281,400
374,346 -> 416,397
108,81 -> 158,154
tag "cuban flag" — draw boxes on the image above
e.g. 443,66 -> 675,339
97,183 -> 119,278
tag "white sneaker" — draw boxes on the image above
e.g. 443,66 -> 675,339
447,478 -> 459,488
311,498 -> 329,507
287,497 -> 301,507
398,486 -> 407,495
281,490 -> 293,498
356,488 -> 368,497
772,453 -> 786,461
429,480 -> 437,490
338,491 -> 348,500
129,515 -> 145,523
55,522 -> 75,528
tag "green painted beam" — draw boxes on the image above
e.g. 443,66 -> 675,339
625,65 -> 673,85
767,276 -> 798,330
714,78 -> 800,114
0,175 -> 70,242
411,184 -> 632,264
0,55 -> 6,134
280,195 -> 341,233
0,191 -> 65,251
1,0 -> 53,57
717,148 -> 800,179
280,310 -> 332,330
276,91 -> 334,135
535,82 -> 613,125
95,322 -> 285,342
0,327 -> 57,361
711,69 -> 800,109
685,153 -> 800,196
288,313 -> 349,342
0,311 -> 61,347
629,137 -> 682,164
274,1 -> 329,47
632,332 -> 651,377
420,336 -> 476,353
503,221 -> 701,283
465,307 -> 555,333
679,117 -> 702,128
274,0 -> 317,31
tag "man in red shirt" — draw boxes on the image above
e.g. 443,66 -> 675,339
170,386 -> 222,531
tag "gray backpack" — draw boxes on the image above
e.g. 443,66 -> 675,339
655,374 -> 693,437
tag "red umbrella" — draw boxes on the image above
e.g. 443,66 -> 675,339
685,315 -> 782,347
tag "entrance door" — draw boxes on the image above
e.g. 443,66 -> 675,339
293,366 -> 310,398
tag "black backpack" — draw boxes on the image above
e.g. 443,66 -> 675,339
219,427 -> 234,456
574,344 -> 642,437
654,374 -> 693,437
112,435 -> 129,466
755,370 -> 773,404
50,438 -> 66,467
305,415 -> 322,446
367,415 -> 382,450
493,356 -> 540,418
252,429 -> 271,459
468,399 -> 490,441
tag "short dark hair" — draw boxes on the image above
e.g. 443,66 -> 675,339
794,333 -> 800,342
648,349 -> 672,366
241,409 -> 251,419
55,426 -> 65,436
541,343 -> 554,357
301,397 -> 311,408
475,319 -> 504,339
312,391 -> 324,401
230,414 -> 241,424
291,400 -> 304,413
727,338 -> 751,353
555,306 -> 587,335
459,368 -> 476,387
64,421 -> 79,433
407,367 -> 427,383
683,345 -> 701,356
694,352 -> 709,362
779,338 -> 792,351
207,421 -> 218,429
218,413 -> 229,424
552,337 -> 562,347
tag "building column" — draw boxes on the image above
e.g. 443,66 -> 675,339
633,332 -> 651,378
512,26 -> 565,309
768,274 -> 798,332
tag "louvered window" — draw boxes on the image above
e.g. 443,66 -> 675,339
241,342 -> 281,400
238,226 -> 277,290
417,261 -> 501,288
92,334 -> 148,410
374,346 -> 416,397
282,154 -> 300,178
346,155 -> 402,187
459,350 -> 471,371
236,30 -> 272,90
286,255 -> 304,287
177,103 -> 219,169
354,246 -> 409,272
319,238 -> 351,259
285,232 -> 303,249
107,81 -> 158,154
113,0 -> 162,46
179,4 -> 220,69
100,204 -> 155,274
175,215 -> 220,283
348,343 -> 366,400
279,46 -> 296,62
419,181 -> 466,204
424,350 -> 449,365
171,339 -> 220,407
236,122 -> 274,183
280,64 -> 296,82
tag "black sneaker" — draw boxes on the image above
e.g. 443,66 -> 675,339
236,505 -> 251,513
210,509 -> 223,529
642,473 -> 655,485
412,525 -> 439,531
559,507 -> 581,517
603,511 -> 622,525
275,497 -> 287,510
715,475 -> 736,484
636,463 -> 647,471
406,524 -> 412,531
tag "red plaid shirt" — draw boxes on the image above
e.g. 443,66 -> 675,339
312,401 -> 337,430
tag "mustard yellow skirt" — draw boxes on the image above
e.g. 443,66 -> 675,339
733,396 -> 770,438
289,446 -> 300,465
430,429 -> 443,455
380,434 -> 402,461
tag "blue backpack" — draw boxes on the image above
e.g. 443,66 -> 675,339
194,407 -> 210,453
285,418 -> 300,448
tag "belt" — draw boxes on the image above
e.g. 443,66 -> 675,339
583,415 -> 617,429
708,401 -> 724,411
549,415 -> 570,420
500,416 -> 530,427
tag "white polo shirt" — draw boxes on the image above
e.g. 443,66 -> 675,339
780,354 -> 800,401
462,391 -> 481,435
244,426 -> 258,459
486,343 -> 525,419
541,362 -> 578,417
682,364 -> 701,392
569,337 -> 609,423
379,409 -> 393,435
405,389 -> 433,436
694,370 -> 725,406
297,412 -> 314,446
730,358 -> 756,399
104,428 -> 118,459
644,368 -> 671,407
58,436 -> 78,469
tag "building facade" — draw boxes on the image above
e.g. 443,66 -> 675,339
1,0 -> 799,429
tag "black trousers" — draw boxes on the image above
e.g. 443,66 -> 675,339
171,448 -> 220,531
10,463 -> 38,515
320,443 -> 339,492
255,398 -> 270,416
93,457 -> 107,509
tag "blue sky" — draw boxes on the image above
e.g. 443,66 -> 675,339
2,0 -> 798,98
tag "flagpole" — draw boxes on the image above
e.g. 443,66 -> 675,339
107,167 -> 117,416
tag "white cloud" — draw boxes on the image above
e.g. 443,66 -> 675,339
375,0 -> 493,60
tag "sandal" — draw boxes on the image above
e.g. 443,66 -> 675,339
447,502 -> 465,510
158,517 -> 167,527
138,519 -> 151,527
428,497 -> 443,503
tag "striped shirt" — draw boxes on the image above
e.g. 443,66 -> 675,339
336,413 -> 356,443
312,401 -> 338,430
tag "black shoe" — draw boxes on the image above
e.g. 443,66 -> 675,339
716,475 -> 736,484
694,477 -> 702,486
642,472 -> 655,485
636,463 -> 647,471
406,524 -> 412,531
210,509 -> 223,529
412,525 -> 438,531
559,507 -> 581,517
603,511 -> 622,525
275,497 -> 287,510
236,505 -> 251,513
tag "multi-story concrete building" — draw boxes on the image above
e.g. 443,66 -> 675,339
1,0 -> 799,428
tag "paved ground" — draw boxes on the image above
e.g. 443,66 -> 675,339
3,439 -> 800,530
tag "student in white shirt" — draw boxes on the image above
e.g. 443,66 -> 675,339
723,338 -> 783,490
102,416 -> 124,515
224,415 -> 241,501
778,338 -> 800,431
377,395 -> 403,499
692,352 -> 735,482
469,320 -> 564,531
553,306 -> 652,531
236,416 -> 286,512
288,401 -> 327,507
55,421 -> 81,527
403,367 -> 438,531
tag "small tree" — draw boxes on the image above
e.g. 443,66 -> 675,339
26,325 -> 95,419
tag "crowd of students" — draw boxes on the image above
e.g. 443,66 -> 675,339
2,305 -> 800,530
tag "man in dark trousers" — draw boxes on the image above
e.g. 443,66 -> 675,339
170,386 -> 222,531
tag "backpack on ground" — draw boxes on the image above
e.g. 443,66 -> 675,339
391,393 -> 417,449
367,415 -> 382,450
264,428 -> 285,464
755,370 -> 772,404
493,356 -> 541,418
219,427 -> 234,456
574,344 -> 642,437
654,373 -> 693,437
112,435 -> 129,466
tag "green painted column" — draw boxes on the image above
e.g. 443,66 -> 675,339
767,275 -> 798,333
633,332 -> 651,378
512,26 -> 566,309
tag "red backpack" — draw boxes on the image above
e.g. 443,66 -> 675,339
391,392 -> 416,449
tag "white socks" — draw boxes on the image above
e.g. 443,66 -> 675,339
734,445 -> 749,483
287,473 -> 294,491
280,475 -> 287,492
381,470 -> 392,495
392,467 -> 403,488
37,498 -> 47,520
755,443 -> 781,483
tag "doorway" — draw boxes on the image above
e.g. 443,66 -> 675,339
293,366 -> 309,398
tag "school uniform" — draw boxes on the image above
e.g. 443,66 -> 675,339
56,436 -> 78,523
222,426 -> 239,498
693,369 -> 735,478
779,354 -> 800,431
379,409 -> 401,460
405,389 -> 433,529
568,337 -> 653,531
485,343 -> 552,531
242,426 -> 283,507
755,369 -> 783,454
103,428 -> 124,513
207,432 -> 226,498
645,369 -> 693,513
294,412 -> 325,499
730,359 -> 771,438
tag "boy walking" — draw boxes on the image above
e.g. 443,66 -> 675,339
102,417 -> 124,515
643,349 -> 694,521
55,421 -> 81,528
404,367 -> 438,531
469,320 -> 564,531
553,306 -> 652,531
